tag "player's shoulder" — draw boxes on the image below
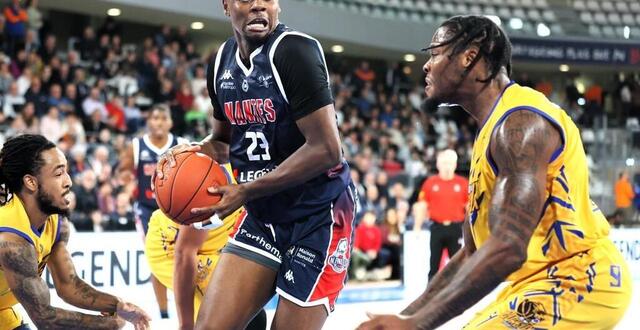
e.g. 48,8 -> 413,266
271,29 -> 324,59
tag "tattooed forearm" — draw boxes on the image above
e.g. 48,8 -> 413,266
36,308 -> 121,329
53,218 -> 120,312
407,111 -> 561,329
67,273 -> 119,312
0,238 -> 120,329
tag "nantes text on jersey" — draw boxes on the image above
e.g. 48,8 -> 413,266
209,24 -> 350,223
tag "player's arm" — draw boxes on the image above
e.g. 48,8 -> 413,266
0,233 -> 123,329
47,218 -> 151,329
400,218 -> 475,315
407,111 -> 561,329
173,225 -> 208,330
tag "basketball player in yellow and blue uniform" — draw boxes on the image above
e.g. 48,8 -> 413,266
359,16 -> 631,330
145,163 -> 265,330
0,134 -> 150,330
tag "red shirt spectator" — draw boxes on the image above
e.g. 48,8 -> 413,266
419,149 -> 468,223
419,175 -> 468,223
106,97 -> 126,132
354,212 -> 382,253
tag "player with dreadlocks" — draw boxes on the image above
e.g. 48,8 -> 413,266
0,134 -> 150,330
358,15 -> 630,330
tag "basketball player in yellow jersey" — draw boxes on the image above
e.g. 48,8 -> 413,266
359,16 -> 631,330
0,134 -> 151,330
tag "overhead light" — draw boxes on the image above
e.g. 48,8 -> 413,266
509,18 -> 523,30
537,23 -> 550,37
559,64 -> 570,72
627,158 -> 635,166
485,15 -> 501,26
623,26 -> 630,39
107,8 -> 121,17
191,21 -> 204,30
404,54 -> 416,62
331,45 -> 344,53
577,97 -> 586,106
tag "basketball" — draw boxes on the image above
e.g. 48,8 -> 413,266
154,152 -> 232,225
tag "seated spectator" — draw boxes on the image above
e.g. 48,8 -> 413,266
350,211 -> 382,281
71,169 -> 101,232
376,208 -> 403,280
107,192 -> 136,231
39,105 -> 63,142
15,65 -> 31,95
2,81 -> 24,118
9,101 -> 38,134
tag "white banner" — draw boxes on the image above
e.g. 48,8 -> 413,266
403,228 -> 640,296
610,228 -> 640,281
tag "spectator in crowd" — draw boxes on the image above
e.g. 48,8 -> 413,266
377,208 -> 403,280
24,76 -> 47,116
71,169 -> 101,231
418,149 -> 468,281
3,0 -> 28,55
614,171 -> 636,225
351,211 -> 382,281
26,0 -> 42,38
107,192 -> 136,231
9,100 -> 38,134
39,105 -> 63,142
2,81 -> 24,118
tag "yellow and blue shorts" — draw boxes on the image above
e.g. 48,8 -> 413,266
464,241 -> 631,330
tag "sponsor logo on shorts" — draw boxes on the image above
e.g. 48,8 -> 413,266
501,299 -> 546,329
239,228 -> 281,259
328,238 -> 349,273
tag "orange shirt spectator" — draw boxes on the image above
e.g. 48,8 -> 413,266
585,84 -> 603,106
615,172 -> 635,208
354,61 -> 375,83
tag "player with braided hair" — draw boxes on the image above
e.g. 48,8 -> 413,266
0,134 -> 150,330
358,15 -> 630,330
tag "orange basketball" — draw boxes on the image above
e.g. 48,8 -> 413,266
154,152 -> 232,225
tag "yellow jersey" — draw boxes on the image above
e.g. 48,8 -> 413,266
468,82 -> 611,282
0,195 -> 61,309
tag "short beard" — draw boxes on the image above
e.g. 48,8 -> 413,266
37,186 -> 69,217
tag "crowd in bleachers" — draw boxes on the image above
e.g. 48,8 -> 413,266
1,1 -> 640,281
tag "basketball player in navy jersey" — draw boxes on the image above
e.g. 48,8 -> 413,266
156,0 -> 356,329
118,104 -> 188,320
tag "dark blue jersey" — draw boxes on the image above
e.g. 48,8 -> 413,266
209,24 -> 350,223
133,133 -> 186,208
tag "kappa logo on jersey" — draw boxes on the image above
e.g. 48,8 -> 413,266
223,99 -> 277,125
220,69 -> 233,80
328,238 -> 349,273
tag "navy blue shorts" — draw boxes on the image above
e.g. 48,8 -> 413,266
134,202 -> 155,236
223,184 -> 357,314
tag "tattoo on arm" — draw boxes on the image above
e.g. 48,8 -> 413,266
51,218 -> 120,313
0,239 -> 120,329
410,111 -> 561,329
